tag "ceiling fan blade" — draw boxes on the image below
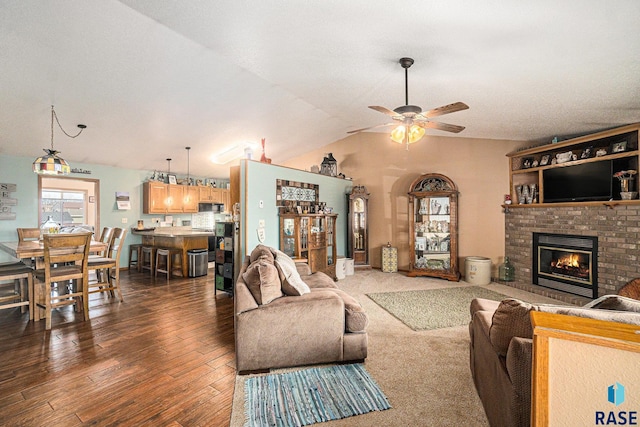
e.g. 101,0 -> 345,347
421,102 -> 469,119
347,123 -> 396,134
416,121 -> 466,133
369,105 -> 400,117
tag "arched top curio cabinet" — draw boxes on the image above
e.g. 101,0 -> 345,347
407,173 -> 460,281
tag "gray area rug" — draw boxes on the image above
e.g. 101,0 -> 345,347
244,364 -> 390,427
367,286 -> 507,331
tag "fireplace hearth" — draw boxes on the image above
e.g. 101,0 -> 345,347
532,233 -> 598,299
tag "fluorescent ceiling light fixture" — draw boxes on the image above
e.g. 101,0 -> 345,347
211,142 -> 258,164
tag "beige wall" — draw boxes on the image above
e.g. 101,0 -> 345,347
281,132 -> 524,274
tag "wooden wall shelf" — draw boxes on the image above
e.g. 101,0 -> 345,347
507,123 -> 640,206
502,199 -> 640,210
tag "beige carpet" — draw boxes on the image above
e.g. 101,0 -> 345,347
230,270 -> 562,427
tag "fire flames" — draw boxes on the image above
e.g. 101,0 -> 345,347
549,251 -> 590,280
552,253 -> 581,269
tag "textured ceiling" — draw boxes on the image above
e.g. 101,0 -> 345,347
1,0 -> 639,177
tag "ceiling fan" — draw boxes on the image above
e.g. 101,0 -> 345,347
348,57 -> 469,149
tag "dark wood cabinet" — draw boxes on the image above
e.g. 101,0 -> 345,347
347,186 -> 370,268
407,173 -> 460,281
280,213 -> 338,279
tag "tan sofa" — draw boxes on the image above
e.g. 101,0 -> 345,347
235,245 -> 368,373
469,295 -> 640,427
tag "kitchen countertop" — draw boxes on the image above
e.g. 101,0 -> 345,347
131,226 -> 214,237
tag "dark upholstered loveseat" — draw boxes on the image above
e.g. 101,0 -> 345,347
469,295 -> 640,427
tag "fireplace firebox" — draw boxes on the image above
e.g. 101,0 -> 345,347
532,233 -> 598,299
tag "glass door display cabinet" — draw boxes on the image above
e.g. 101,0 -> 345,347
408,173 -> 460,281
347,185 -> 370,268
280,213 -> 338,279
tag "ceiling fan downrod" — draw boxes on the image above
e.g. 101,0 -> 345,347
399,57 -> 414,106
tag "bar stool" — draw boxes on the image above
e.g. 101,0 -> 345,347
128,243 -> 143,272
140,246 -> 156,274
155,248 -> 182,279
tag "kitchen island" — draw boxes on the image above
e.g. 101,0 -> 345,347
131,227 -> 214,277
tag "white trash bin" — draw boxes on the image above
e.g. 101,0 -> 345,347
465,256 -> 492,285
344,258 -> 354,276
335,257 -> 346,280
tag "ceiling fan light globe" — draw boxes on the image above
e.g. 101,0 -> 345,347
390,125 -> 406,144
390,125 -> 425,145
408,125 -> 426,143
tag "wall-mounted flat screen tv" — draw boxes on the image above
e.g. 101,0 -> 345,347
543,160 -> 613,203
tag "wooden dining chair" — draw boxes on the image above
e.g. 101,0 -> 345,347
17,227 -> 40,242
0,262 -> 34,319
93,227 -> 114,257
89,226 -> 114,283
88,227 -> 127,302
17,227 -> 41,268
32,232 -> 92,330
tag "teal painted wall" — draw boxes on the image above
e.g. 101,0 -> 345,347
239,160 -> 352,260
0,154 -> 226,265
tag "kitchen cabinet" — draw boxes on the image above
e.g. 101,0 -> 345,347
198,186 -> 213,202
198,186 -> 229,211
143,182 -> 199,214
143,181 -> 169,214
166,185 -> 183,212
183,186 -> 199,213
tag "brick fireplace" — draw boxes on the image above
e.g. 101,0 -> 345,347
504,204 -> 640,304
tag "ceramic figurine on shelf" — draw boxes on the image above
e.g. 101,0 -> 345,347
431,199 -> 442,214
419,198 -> 428,214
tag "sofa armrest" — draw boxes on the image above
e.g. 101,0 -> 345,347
506,337 -> 533,427
295,261 -> 312,276
235,290 -> 345,371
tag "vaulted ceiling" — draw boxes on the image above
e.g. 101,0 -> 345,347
1,1 -> 639,177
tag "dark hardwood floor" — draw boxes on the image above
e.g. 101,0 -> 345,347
0,269 -> 236,426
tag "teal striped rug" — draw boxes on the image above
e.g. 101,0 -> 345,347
244,364 -> 391,427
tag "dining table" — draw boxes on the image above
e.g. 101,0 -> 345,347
0,239 -> 108,268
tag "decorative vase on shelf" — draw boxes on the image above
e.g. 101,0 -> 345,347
620,191 -> 638,200
40,215 -> 60,238
498,257 -> 515,282
621,178 -> 631,193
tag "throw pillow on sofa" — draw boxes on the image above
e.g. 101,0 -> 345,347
489,298 -> 536,357
250,244 -> 275,264
272,248 -> 311,296
241,259 -> 283,305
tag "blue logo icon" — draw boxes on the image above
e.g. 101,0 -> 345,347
608,383 -> 625,406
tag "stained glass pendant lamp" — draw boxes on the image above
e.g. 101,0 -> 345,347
33,105 -> 86,175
